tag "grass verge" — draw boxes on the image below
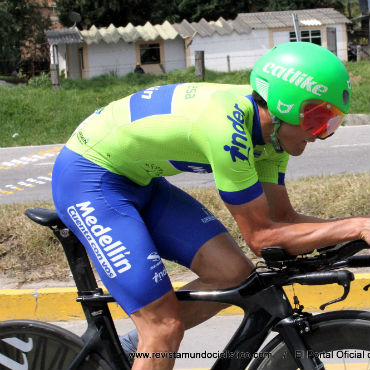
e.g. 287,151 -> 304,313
1,62 -> 369,148
0,173 -> 369,284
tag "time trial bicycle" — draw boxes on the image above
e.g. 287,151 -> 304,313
0,207 -> 369,370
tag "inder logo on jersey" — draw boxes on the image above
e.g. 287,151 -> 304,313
224,103 -> 251,165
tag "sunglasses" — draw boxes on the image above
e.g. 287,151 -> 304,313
300,100 -> 345,140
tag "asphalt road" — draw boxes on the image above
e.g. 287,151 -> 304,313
0,125 -> 369,204
52,312 -> 370,370
52,315 -> 247,370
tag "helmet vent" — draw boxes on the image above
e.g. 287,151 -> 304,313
343,90 -> 349,105
255,77 -> 269,101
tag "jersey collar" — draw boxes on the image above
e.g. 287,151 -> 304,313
246,94 -> 265,146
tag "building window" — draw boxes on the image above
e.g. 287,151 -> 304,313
289,29 -> 321,45
140,43 -> 161,64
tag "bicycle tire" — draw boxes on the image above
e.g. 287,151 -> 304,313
0,320 -> 111,370
248,310 -> 370,370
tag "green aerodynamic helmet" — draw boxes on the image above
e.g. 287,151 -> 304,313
250,42 -> 351,139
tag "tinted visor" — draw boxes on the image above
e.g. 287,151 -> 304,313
300,100 -> 345,139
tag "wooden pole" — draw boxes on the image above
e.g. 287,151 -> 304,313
227,55 -> 231,72
195,50 -> 205,80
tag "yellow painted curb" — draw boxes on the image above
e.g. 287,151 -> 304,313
0,274 -> 369,321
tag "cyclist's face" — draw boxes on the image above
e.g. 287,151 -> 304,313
277,122 -> 316,156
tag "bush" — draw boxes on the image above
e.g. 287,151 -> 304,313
27,72 -> 51,88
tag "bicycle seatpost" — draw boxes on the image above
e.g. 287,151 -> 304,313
53,227 -> 99,294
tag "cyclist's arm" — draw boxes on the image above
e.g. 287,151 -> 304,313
225,192 -> 369,256
261,182 -> 325,223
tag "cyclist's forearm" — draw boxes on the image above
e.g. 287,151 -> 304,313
285,211 -> 365,224
245,217 -> 368,256
280,211 -> 327,224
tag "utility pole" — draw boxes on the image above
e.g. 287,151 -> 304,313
292,13 -> 301,41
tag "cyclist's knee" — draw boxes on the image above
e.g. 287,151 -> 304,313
158,317 -> 184,349
191,233 -> 254,288
132,292 -> 185,352
139,317 -> 184,352
200,262 -> 252,288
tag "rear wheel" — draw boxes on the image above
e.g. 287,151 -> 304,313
249,311 -> 370,370
0,320 -> 111,370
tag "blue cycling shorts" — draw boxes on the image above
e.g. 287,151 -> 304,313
52,147 -> 227,314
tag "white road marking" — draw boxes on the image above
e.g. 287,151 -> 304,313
0,176 -> 52,197
0,146 -> 61,170
330,143 -> 370,148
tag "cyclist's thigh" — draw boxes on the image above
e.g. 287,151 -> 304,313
141,177 -> 228,268
52,147 -> 172,315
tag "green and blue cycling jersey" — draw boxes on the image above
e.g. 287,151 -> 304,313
66,83 -> 289,205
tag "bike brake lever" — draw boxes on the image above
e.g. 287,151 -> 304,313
319,279 -> 351,310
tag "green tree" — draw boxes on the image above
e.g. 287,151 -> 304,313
0,0 -> 51,76
55,0 -> 254,27
265,0 -> 345,12
56,0 -> 348,29
0,4 -> 19,74
175,0 -> 253,22
56,0 -> 149,27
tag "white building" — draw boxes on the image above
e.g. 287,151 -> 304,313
45,8 -> 350,79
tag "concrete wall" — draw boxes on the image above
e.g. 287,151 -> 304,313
272,30 -> 291,45
67,44 -> 81,79
66,38 -> 186,78
56,44 -> 67,76
333,23 -> 348,61
163,37 -> 186,72
86,40 -> 136,78
189,29 -> 270,71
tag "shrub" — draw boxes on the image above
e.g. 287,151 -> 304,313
28,72 -> 51,88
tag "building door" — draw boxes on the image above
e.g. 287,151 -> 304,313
327,27 -> 337,55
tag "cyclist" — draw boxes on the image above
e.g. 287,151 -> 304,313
52,42 -> 370,370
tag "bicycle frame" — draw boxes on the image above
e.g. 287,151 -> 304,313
176,279 -> 327,370
53,222 -> 326,370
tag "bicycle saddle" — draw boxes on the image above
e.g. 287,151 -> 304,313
25,208 -> 65,228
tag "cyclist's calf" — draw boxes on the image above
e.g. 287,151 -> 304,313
130,290 -> 184,369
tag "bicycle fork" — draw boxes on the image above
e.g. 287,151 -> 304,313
204,283 -> 325,370
275,315 -> 325,370
249,285 -> 325,370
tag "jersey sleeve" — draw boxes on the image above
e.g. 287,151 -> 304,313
254,148 -> 290,186
193,91 -> 263,206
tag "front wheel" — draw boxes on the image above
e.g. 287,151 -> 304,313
0,320 -> 111,370
249,310 -> 370,370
